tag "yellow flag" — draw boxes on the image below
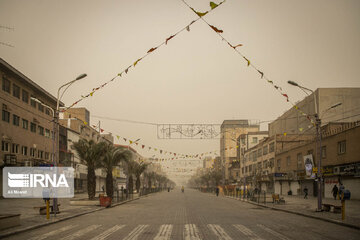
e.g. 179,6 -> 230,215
116,135 -> 120,140
84,121 -> 88,125
210,2 -> 218,9
90,91 -> 94,96
283,132 -> 287,136
129,140 -> 133,144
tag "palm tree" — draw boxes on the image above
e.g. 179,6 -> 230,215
99,144 -> 131,198
125,160 -> 137,195
72,139 -> 107,200
134,162 -> 148,194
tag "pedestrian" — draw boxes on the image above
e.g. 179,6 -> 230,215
216,187 -> 219,197
102,185 -> 105,192
303,186 -> 308,199
331,185 -> 338,200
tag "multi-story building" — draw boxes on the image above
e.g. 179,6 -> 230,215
220,120 -> 260,183
203,156 -> 214,169
240,134 -> 313,193
229,131 -> 269,183
275,121 -> 360,199
60,108 -> 114,193
269,88 -> 360,136
0,58 -> 64,196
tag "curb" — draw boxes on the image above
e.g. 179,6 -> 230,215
223,195 -> 360,230
0,197 -> 142,239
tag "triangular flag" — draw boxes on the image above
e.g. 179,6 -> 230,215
129,140 -> 133,144
142,145 -> 145,149
134,58 -> 142,67
123,138 -> 127,142
257,70 -> 264,78
116,135 -> 120,140
166,35 -> 175,44
210,25 -> 223,33
147,47 -> 157,53
243,57 -> 250,66
210,2 -> 218,9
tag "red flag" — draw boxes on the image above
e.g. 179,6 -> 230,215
166,35 -> 175,44
210,25 -> 223,33
147,47 -> 157,53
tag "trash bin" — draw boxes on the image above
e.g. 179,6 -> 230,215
343,190 -> 351,200
99,196 -> 112,207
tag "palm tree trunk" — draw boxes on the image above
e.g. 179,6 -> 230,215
128,175 -> 134,194
87,166 -> 96,200
136,176 -> 141,193
106,170 -> 113,198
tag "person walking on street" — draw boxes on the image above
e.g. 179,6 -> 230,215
331,185 -> 338,200
216,187 -> 219,197
303,186 -> 308,199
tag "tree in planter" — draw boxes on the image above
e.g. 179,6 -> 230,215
134,162 -> 148,194
99,144 -> 131,198
72,139 -> 107,200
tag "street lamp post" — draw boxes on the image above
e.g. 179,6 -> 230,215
288,81 -> 342,212
288,81 -> 322,211
53,73 -> 87,216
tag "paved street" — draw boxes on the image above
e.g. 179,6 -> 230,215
4,188 -> 360,240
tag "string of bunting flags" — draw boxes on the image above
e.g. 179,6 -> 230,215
62,0 -> 226,112
180,0 -> 316,128
85,121 -> 220,161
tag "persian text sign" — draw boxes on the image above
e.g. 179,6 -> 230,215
3,167 -> 74,198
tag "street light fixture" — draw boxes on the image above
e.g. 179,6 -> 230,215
288,81 -> 342,212
53,73 -> 87,216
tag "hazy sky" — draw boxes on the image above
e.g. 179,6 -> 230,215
1,0 -> 360,160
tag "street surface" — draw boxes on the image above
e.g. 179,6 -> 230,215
5,188 -> 360,240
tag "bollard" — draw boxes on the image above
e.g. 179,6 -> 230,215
46,200 -> 50,220
341,192 -> 345,221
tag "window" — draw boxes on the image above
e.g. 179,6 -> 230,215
338,141 -> 346,154
38,150 -> 44,159
245,166 -> 248,173
263,145 -> 268,155
277,159 -> 281,171
297,153 -> 303,169
321,146 -> 326,158
2,110 -> 10,122
38,126 -> 44,136
30,96 -> 36,108
45,108 -> 51,116
249,165 -> 252,172
22,89 -> 29,103
252,137 -> 258,143
263,160 -> 268,168
2,141 -> 10,152
257,148 -> 262,157
11,143 -> 19,154
286,156 -> 291,166
30,148 -> 36,157
242,167 -> 244,174
13,114 -> 20,126
269,142 -> 275,153
51,131 -> 55,140
269,158 -> 274,168
22,146 -> 28,156
38,103 -> 44,112
45,152 -> 50,160
22,119 -> 28,129
13,84 -> 20,98
45,129 -> 50,138
30,122 -> 36,132
2,76 -> 10,93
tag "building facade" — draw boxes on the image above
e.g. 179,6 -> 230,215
0,58 -> 63,196
220,120 -> 260,183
